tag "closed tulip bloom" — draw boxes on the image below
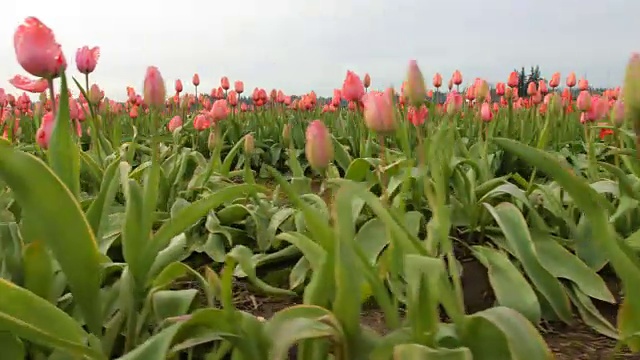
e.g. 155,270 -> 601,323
527,82 -> 537,96
175,79 -> 183,93
14,17 -> 67,79
363,73 -> 371,89
36,111 -> 81,149
220,76 -> 230,90
143,66 -> 166,107
578,78 -> 589,91
549,72 -> 560,88
611,100 -> 624,127
228,91 -> 238,106
192,73 -> 200,86
576,90 -> 592,112
363,89 -> 397,134
433,72 -> 442,88
452,70 -> 463,85
407,105 -> 428,126
341,71 -> 365,102
447,78 -> 453,91
507,71 -> 519,88
495,82 -> 506,96
305,120 -> 334,172
75,46 -> 100,75
566,72 -> 576,87
234,80 -> 244,94
211,99 -> 229,121
193,114 -> 211,130
480,102 -> 493,122
538,80 -> 548,94
167,115 -> 183,132
89,83 -> 103,104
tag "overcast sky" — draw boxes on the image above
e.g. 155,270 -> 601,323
2,0 -> 638,101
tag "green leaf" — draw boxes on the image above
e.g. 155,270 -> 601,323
566,285 -> 618,339
494,137 -> 640,350
226,246 -> 295,296
532,232 -> 615,303
22,241 -> 54,302
333,187 -> 363,352
484,202 -> 572,323
85,156 -> 121,239
151,184 -> 261,259
356,218 -> 391,265
472,246 -> 541,324
0,331 -> 25,360
152,290 -> 198,321
116,323 -> 181,360
0,142 -> 102,334
48,72 -> 80,198
265,305 -> 344,360
462,306 -> 553,360
0,279 -> 101,359
393,344 -> 472,359
122,175 -> 147,285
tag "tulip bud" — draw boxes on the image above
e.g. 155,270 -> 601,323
143,66 -> 166,108
282,123 -> 291,147
363,89 -> 397,134
480,102 -> 493,122
244,133 -> 255,154
208,129 -> 218,150
623,54 -> 640,133
612,100 -> 625,128
305,120 -> 334,172
475,79 -> 489,100
405,60 -> 426,106
576,91 -> 592,112
363,73 -> 371,89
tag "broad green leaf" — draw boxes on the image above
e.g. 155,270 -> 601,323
0,279 -> 101,359
333,187 -> 363,352
356,218 -> 390,265
121,177 -> 146,284
532,232 -> 615,303
393,344 -> 472,360
472,246 -> 540,324
265,305 -> 344,360
0,142 -> 102,334
484,202 -> 572,323
152,290 -> 198,321
116,323 -> 181,360
494,137 -> 640,349
404,255 -> 445,344
566,285 -> 618,339
22,241 -> 54,302
152,184 -> 261,257
462,306 -> 553,360
48,72 -> 80,198
0,331 -> 25,360
86,156 -> 121,239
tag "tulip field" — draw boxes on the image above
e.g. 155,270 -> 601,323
3,16 -> 640,360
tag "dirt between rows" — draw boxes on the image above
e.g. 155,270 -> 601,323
226,258 -> 638,360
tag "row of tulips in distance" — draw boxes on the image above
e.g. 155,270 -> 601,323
4,16 -> 638,150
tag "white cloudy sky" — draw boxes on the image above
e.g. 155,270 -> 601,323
1,0 -> 638,101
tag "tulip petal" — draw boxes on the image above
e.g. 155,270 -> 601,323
9,75 -> 48,93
